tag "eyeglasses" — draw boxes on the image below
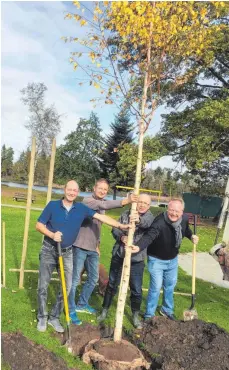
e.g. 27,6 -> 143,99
138,201 -> 150,206
168,209 -> 183,215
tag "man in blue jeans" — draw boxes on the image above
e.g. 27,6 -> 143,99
68,178 -> 138,325
133,198 -> 199,320
36,180 -> 129,333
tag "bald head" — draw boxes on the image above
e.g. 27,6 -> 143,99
65,180 -> 79,191
64,180 -> 79,203
137,193 -> 151,214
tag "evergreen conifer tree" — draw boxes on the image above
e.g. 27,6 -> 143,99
100,110 -> 134,187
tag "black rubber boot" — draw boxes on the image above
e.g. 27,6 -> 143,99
133,311 -> 143,329
97,308 -> 108,322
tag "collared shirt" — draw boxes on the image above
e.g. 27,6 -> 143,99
37,199 -> 96,249
73,195 -> 122,252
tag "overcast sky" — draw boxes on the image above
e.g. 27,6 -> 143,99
1,1 -> 177,169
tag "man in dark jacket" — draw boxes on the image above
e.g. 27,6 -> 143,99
133,198 -> 199,321
98,194 -> 154,329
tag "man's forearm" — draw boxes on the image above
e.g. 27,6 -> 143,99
36,222 -> 54,239
121,198 -> 129,206
93,213 -> 121,229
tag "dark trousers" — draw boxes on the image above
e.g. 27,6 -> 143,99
102,254 -> 144,313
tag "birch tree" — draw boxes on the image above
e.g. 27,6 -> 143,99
64,0 -> 228,341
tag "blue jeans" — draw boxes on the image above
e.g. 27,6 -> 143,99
103,254 -> 145,312
37,243 -> 73,320
68,247 -> 99,313
145,255 -> 178,318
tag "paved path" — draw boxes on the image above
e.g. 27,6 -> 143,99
179,252 -> 229,289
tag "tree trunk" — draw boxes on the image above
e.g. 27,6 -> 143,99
113,19 -> 153,342
113,125 -> 144,342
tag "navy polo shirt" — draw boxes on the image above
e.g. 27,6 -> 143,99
38,200 -> 96,248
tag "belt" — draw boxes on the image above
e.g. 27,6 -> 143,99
43,237 -> 72,253
44,236 -> 57,247
61,246 -> 72,253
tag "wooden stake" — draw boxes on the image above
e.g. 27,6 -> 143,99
2,222 -> 6,287
10,268 -> 57,274
19,137 -> 36,289
46,138 -> 56,205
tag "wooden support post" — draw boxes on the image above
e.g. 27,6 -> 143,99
46,138 -> 56,205
2,222 -> 6,287
19,137 -> 36,289
10,268 -> 57,274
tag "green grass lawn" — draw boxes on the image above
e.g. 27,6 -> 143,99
1,205 -> 228,370
1,186 -> 83,208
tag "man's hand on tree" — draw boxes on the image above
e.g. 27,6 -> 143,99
128,193 -> 138,203
130,210 -> 140,224
121,235 -> 128,244
124,245 -> 140,254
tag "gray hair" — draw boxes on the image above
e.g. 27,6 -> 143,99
168,198 -> 185,210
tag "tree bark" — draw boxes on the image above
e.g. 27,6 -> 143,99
114,21 -> 153,342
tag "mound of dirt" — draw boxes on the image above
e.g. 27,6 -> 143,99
133,317 -> 229,370
1,332 -> 79,370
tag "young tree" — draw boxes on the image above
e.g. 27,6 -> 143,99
54,112 -> 103,189
65,1 -> 227,342
1,145 -> 14,178
21,82 -> 61,155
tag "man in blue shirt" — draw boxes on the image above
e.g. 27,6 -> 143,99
36,180 -> 129,333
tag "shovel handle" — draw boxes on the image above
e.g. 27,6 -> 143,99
57,240 -> 62,256
194,215 -> 197,235
58,242 -> 70,324
192,216 -> 197,296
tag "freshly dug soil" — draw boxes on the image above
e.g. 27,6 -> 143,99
133,317 -> 229,370
63,322 -> 101,356
93,339 -> 140,362
1,332 -> 79,370
82,338 -> 150,370
3,318 -> 229,370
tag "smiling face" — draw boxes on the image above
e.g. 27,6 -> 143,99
136,194 -> 151,215
94,180 -> 109,200
64,180 -> 79,203
167,200 -> 184,222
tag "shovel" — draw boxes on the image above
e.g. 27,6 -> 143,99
183,215 -> 198,321
57,242 -> 72,353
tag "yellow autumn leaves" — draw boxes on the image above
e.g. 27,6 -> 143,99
65,1 -> 228,107
108,1 -> 227,60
